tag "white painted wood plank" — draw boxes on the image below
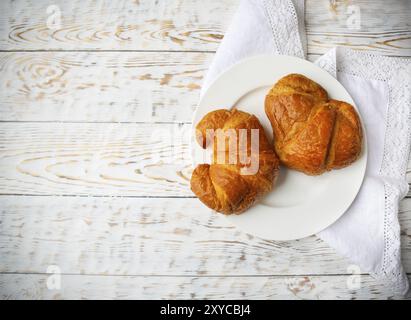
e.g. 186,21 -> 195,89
0,0 -> 409,56
0,123 -> 410,196
0,52 -> 208,122
0,123 -> 192,196
305,0 -> 411,56
0,0 -> 234,51
0,196 -> 410,276
0,51 -> 409,124
0,195 -> 350,275
0,274 -> 409,299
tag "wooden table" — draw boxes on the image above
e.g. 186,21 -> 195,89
0,0 -> 410,300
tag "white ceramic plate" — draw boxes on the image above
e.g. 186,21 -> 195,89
191,55 -> 367,240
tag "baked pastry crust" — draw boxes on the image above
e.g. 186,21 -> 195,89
265,73 -> 362,175
191,109 -> 279,214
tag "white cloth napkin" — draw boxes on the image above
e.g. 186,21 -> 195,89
201,0 -> 411,295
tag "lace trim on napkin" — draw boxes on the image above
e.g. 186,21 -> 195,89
262,0 -> 305,58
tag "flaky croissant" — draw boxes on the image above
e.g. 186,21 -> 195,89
191,109 -> 279,215
265,74 -> 362,175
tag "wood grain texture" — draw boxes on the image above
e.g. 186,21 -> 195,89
0,0 -> 234,51
0,122 -> 410,197
0,0 -> 409,56
0,123 -> 192,196
0,274 -> 409,300
0,52 -> 209,122
0,196 -> 410,276
0,51 -> 322,123
305,0 -> 411,56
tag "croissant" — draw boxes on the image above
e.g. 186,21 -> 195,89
191,109 -> 279,214
265,74 -> 362,175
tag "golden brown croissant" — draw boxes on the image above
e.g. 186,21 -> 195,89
265,74 -> 362,175
191,109 -> 279,215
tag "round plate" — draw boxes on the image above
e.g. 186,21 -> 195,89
191,55 -> 367,240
